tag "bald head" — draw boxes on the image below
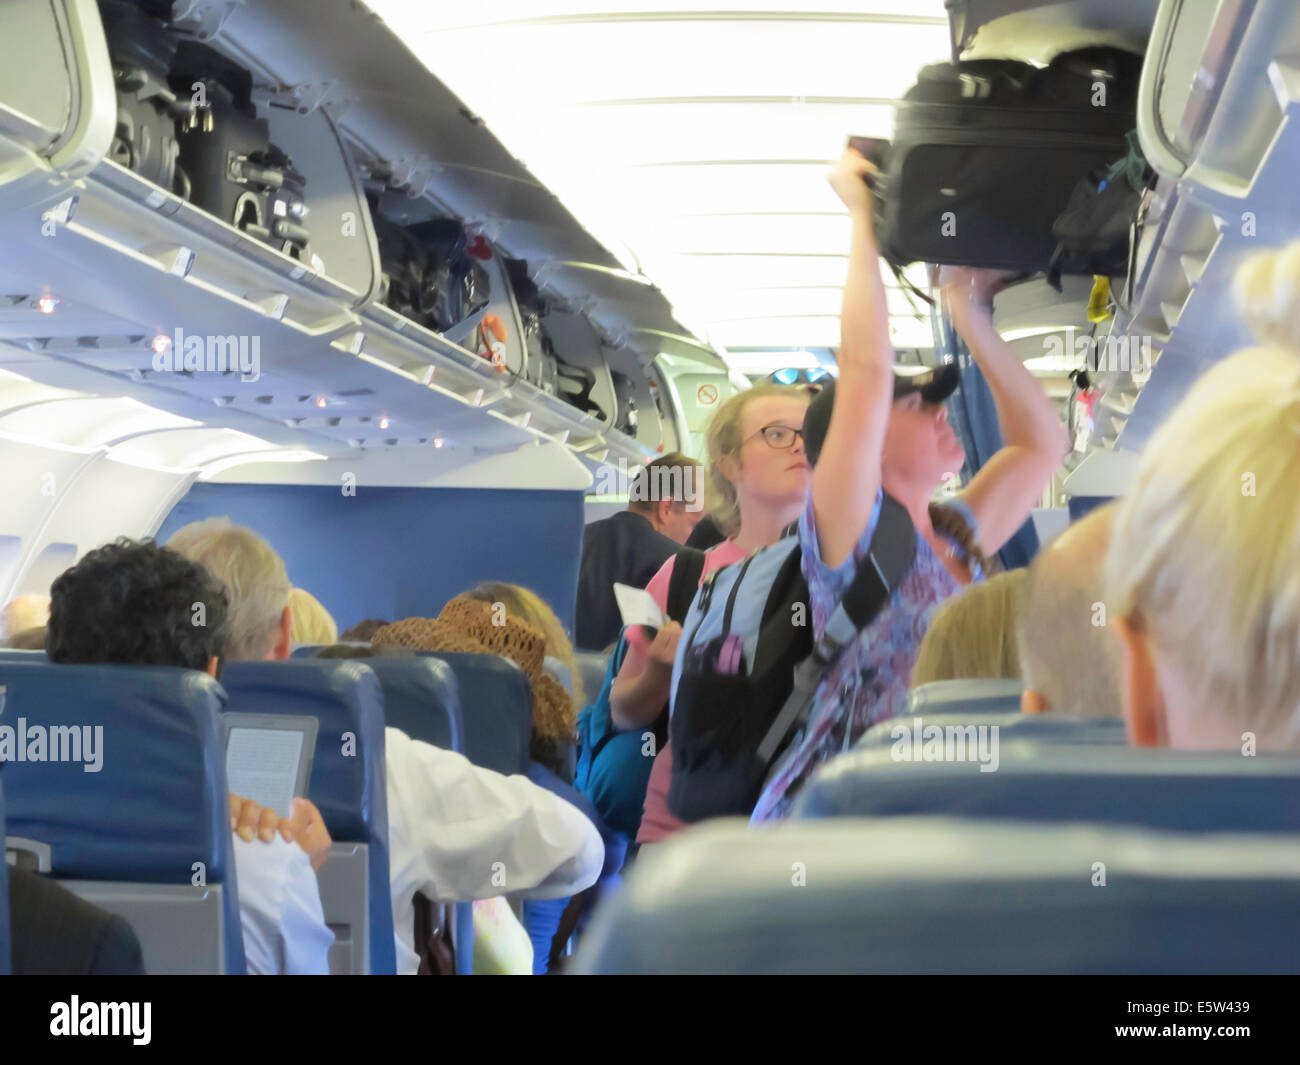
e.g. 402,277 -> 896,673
1017,504 -> 1122,718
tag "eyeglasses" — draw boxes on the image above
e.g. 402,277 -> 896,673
747,424 -> 805,450
768,366 -> 831,386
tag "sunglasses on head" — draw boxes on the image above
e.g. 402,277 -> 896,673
768,367 -> 830,387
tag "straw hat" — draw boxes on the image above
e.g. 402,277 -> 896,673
371,597 -> 575,740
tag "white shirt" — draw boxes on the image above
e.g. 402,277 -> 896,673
384,727 -> 603,975
232,834 -> 334,975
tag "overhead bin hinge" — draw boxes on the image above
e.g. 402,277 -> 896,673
170,0 -> 244,42
389,156 -> 441,198
262,81 -> 358,122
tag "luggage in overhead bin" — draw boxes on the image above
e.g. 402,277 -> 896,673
372,212 -> 490,334
875,46 -> 1143,274
503,258 -> 559,394
98,0 -> 195,198
171,43 -> 312,261
609,370 -> 639,436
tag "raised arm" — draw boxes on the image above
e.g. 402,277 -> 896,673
943,269 -> 1070,555
813,149 -> 897,568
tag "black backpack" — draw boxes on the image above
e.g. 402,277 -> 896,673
667,495 -> 918,822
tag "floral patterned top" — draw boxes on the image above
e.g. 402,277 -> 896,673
750,489 -> 983,822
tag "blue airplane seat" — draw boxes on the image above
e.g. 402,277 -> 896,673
0,768 -> 9,975
572,818 -> 1300,974
415,652 -> 533,777
856,710 -> 1127,750
0,649 -> 46,661
364,656 -> 462,753
340,654 -> 472,975
906,678 -> 1023,715
795,743 -> 1300,833
0,661 -> 242,974
221,659 -> 395,975
574,651 -> 609,709
412,651 -> 533,973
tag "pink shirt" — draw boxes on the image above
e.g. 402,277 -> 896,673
636,539 -> 749,844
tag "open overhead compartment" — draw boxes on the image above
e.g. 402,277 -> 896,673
0,0 -> 726,490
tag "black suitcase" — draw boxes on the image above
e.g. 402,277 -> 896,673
503,258 -> 559,393
172,43 -> 311,261
406,220 -> 491,333
373,214 -> 490,333
609,370 -> 639,436
876,47 -> 1143,273
99,0 -> 194,198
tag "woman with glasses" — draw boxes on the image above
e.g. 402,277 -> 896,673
609,382 -> 814,843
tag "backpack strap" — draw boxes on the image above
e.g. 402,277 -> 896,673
665,546 -> 707,625
754,493 -> 917,762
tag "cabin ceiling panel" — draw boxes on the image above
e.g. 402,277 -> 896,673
366,0 -> 952,362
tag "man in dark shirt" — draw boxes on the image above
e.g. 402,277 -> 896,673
575,452 -> 704,651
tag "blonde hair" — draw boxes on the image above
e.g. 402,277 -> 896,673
911,569 -> 1026,686
1107,246 -> 1300,744
167,518 -> 291,661
289,587 -> 338,646
463,582 -> 585,709
706,383 -> 809,538
2,595 -> 50,640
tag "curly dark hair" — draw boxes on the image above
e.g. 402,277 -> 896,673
47,538 -> 230,671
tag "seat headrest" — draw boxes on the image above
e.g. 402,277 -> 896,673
363,655 -> 461,754
574,651 -> 610,705
857,710 -> 1126,750
413,652 -> 532,775
220,660 -> 385,843
907,678 -> 1022,715
796,742 -> 1300,833
572,818 -> 1300,974
0,661 -> 229,881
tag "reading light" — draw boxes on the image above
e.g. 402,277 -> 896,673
433,437 -> 445,449
316,396 -> 328,408
379,416 -> 390,429
37,296 -> 58,315
152,334 -> 171,353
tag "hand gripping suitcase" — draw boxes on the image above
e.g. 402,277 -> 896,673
876,47 -> 1143,273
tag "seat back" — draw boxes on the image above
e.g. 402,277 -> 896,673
220,659 -> 394,975
370,657 -> 462,753
573,818 -> 1300,973
856,710 -> 1127,750
415,653 -> 533,776
906,678 -> 1022,715
795,743 -> 1300,832
0,661 -> 241,973
354,655 -> 467,973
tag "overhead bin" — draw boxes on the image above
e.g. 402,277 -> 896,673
0,0 -> 722,486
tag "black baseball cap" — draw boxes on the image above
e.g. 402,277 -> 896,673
802,363 -> 960,466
